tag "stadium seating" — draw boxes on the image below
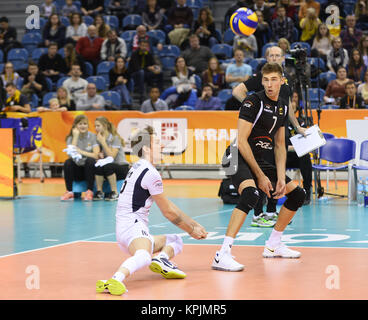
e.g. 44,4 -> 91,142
21,32 -> 42,55
159,45 -> 181,58
218,89 -> 232,108
104,16 -> 119,30
211,44 -> 233,60
7,48 -> 28,64
86,76 -> 108,91
97,61 -> 115,85
101,91 -> 122,108
309,88 -> 325,109
42,92 -> 57,106
122,14 -> 142,30
31,47 -> 48,63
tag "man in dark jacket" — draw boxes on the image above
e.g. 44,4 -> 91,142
0,17 -> 19,60
38,42 -> 68,83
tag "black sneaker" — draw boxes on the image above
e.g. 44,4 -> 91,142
106,191 -> 119,201
303,191 -> 311,205
93,191 -> 104,201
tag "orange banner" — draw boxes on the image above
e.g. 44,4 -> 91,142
4,109 -> 367,164
0,129 -> 14,198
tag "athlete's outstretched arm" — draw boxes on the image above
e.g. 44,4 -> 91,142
232,82 -> 248,102
152,193 -> 208,240
273,126 -> 287,199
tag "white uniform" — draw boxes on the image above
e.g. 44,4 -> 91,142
115,159 -> 163,254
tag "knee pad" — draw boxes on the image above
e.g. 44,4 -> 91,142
165,234 -> 183,256
283,186 -> 306,211
235,186 -> 260,213
121,249 -> 151,275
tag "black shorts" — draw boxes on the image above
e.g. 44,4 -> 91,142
225,147 -> 291,191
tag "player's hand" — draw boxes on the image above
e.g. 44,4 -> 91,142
257,174 -> 273,198
189,223 -> 208,240
272,179 -> 286,199
297,126 -> 307,137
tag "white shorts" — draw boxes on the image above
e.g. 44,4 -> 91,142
116,217 -> 154,255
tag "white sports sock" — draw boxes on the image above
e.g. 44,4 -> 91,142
112,271 -> 125,283
156,251 -> 169,260
220,236 -> 234,253
267,229 -> 283,248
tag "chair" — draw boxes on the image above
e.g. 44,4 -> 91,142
86,76 -> 107,91
120,30 -> 136,43
60,16 -> 70,27
194,74 -> 202,91
223,28 -> 235,45
21,33 -> 42,55
159,45 -> 181,58
261,42 -> 277,57
45,77 -> 54,91
12,61 -> 28,72
319,71 -> 336,83
97,61 -> 115,84
84,61 -> 93,77
308,57 -> 326,72
308,88 -> 325,109
122,14 -> 142,30
291,42 -> 311,56
30,94 -> 39,111
353,140 -> 368,200
104,16 -> 119,30
186,0 -> 202,6
218,89 -> 232,108
323,132 -> 335,140
211,44 -> 233,60
42,92 -> 57,106
101,90 -> 121,108
57,47 -> 65,57
7,48 -> 29,63
160,56 -> 176,71
83,15 -> 94,26
0,49 -> 3,63
147,30 -> 166,44
31,47 -> 48,63
248,58 -> 266,73
312,138 -> 356,200
56,76 -> 69,88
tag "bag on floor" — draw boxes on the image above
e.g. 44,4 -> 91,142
218,178 -> 239,204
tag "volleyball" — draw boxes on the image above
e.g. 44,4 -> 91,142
230,8 -> 258,37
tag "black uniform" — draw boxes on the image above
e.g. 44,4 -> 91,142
226,90 -> 291,192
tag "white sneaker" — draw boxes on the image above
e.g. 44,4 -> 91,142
211,250 -> 244,272
263,243 -> 301,259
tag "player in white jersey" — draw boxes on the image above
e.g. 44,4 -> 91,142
96,126 -> 208,296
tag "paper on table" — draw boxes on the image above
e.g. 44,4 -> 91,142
290,125 -> 326,157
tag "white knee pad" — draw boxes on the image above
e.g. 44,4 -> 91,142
121,249 -> 151,275
165,234 -> 183,256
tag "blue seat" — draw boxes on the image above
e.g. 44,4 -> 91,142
194,74 -> 202,91
160,56 -> 176,71
84,61 -> 93,77
12,61 -> 28,71
22,33 -> 42,55
83,15 -> 94,25
101,90 -> 121,108
122,14 -> 142,30
97,61 -> 115,84
60,16 -> 70,27
223,28 -> 235,45
186,0 -> 202,6
261,42 -> 278,57
308,57 -> 326,72
159,45 -> 181,58
147,29 -> 166,44
218,89 -> 232,108
86,76 -> 107,91
309,88 -> 325,109
31,47 -> 48,63
319,71 -> 336,83
56,76 -> 69,88
120,30 -> 136,42
353,140 -> 368,195
0,49 -> 3,63
42,92 -> 57,106
248,58 -> 266,73
72,179 -> 125,194
7,48 -> 29,63
104,15 -> 119,30
323,132 -> 335,140
45,77 -> 53,91
211,44 -> 233,60
30,94 -> 39,111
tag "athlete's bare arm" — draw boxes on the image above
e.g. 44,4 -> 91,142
273,126 -> 287,199
232,82 -> 248,102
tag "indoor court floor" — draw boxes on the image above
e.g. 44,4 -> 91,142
1,178 -> 368,300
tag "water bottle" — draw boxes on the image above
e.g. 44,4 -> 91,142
365,178 -> 368,207
357,177 -> 364,207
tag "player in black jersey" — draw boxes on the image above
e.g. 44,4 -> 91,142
212,63 -> 306,272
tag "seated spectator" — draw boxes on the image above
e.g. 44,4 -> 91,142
253,0 -> 272,23
339,81 -> 365,109
3,83 -> 31,113
131,25 -> 163,53
128,39 -> 163,99
195,83 -> 222,110
41,13 -> 67,48
271,0 -> 297,23
358,70 -> 368,105
93,14 -> 110,39
76,82 -> 106,110
278,38 -> 290,55
56,86 -> 76,111
76,25 -> 104,70
37,98 -> 70,112
182,34 -> 215,75
201,57 -> 226,96
20,61 -> 48,101
80,0 -> 104,17
107,0 -> 130,23
38,42 -> 67,83
347,48 -> 367,86
61,114 -> 99,201
40,0 -> 58,18
299,7 -> 321,46
64,43 -> 86,77
324,66 -> 352,105
109,56 -> 132,108
65,13 -> 88,45
271,5 -> 295,44
93,116 -> 129,201
355,0 -> 368,24
142,0 -> 165,31
1,62 -> 23,90
62,0 -> 80,17
0,17 -> 18,59
101,30 -> 127,61
192,7 -> 218,48
340,15 -> 363,53
141,86 -> 168,113
298,0 -> 320,20
62,64 -> 89,102
225,49 -> 252,89
233,33 -> 258,59
253,10 -> 270,58
326,37 -> 349,74
166,0 -> 193,47
311,23 -> 332,62
358,34 -> 368,67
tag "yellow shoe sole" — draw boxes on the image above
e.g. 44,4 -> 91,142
106,278 -> 127,296
96,280 -> 108,293
149,261 -> 186,279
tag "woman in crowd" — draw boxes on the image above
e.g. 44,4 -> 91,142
347,48 -> 367,86
65,12 -> 88,45
142,0 -> 165,31
192,7 -> 218,48
326,37 -> 349,73
93,116 -> 129,201
61,114 -> 99,201
108,56 -> 132,108
311,23 -> 332,62
42,13 -> 66,48
323,66 -> 352,105
1,62 -> 23,90
201,57 -> 226,96
93,14 -> 110,39
358,34 -> 368,67
56,86 -> 76,110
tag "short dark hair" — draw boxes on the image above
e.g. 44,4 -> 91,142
138,39 -> 149,45
5,83 -> 16,89
130,126 -> 156,158
202,83 -> 212,90
0,17 -> 9,23
48,42 -> 58,48
345,80 -> 356,88
261,62 -> 283,77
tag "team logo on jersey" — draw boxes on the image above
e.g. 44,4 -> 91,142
279,106 -> 284,115
255,141 -> 273,150
243,100 -> 253,108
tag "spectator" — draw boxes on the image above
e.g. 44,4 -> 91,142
142,0 -> 165,31
0,17 -> 18,59
182,34 -> 215,75
278,37 -> 290,55
254,10 -> 270,58
107,0 -> 130,23
192,7 -> 218,48
62,64 -> 89,102
201,57 -> 226,96
41,13 -> 67,48
76,25 -> 104,70
3,83 -> 31,113
20,61 -> 48,102
324,66 -> 351,105
64,43 -> 86,77
339,81 -> 365,109
93,116 -> 129,201
65,13 -> 88,45
326,37 -> 349,73
225,49 -> 252,88
80,0 -> 104,17
233,33 -> 258,59
195,83 -> 222,110
37,98 -> 70,112
271,5 -> 295,44
253,0 -> 273,23
128,39 -> 163,98
131,25 -> 163,53
38,42 -> 67,83
358,70 -> 368,105
166,0 -> 193,47
347,48 -> 367,86
109,56 -> 132,108
157,0 -> 175,13
61,114 -> 99,201
76,82 -> 106,110
358,34 -> 368,67
298,0 -> 320,20
299,8 -> 321,45
311,23 -> 332,62
93,14 -> 110,39
1,62 -> 23,90
62,0 -> 80,17
56,86 -> 76,111
40,0 -> 58,18
340,15 -> 363,53
100,29 -> 127,61
271,0 -> 297,23
355,0 -> 368,24
141,86 -> 168,113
